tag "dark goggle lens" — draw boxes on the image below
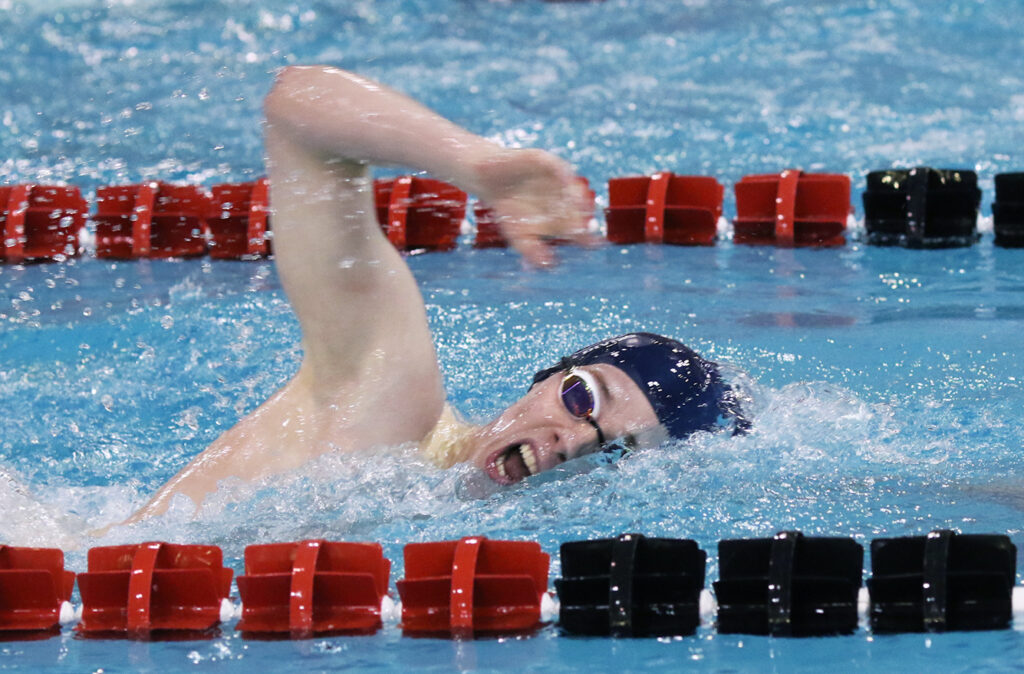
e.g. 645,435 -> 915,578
560,373 -> 595,418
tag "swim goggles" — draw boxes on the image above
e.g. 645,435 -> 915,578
558,361 -> 608,450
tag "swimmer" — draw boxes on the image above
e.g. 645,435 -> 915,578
131,66 -> 744,521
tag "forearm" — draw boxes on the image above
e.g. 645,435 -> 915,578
264,65 -> 499,194
265,65 -> 589,268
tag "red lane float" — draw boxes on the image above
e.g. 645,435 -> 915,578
474,177 -> 596,248
207,179 -> 271,259
472,203 -> 505,248
733,170 -> 850,247
397,536 -> 549,638
94,182 -> 210,258
236,540 -> 390,638
605,173 -> 723,246
0,185 -> 86,262
0,546 -> 75,633
374,177 -> 467,252
76,542 -> 232,638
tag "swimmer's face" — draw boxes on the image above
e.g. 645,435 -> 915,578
468,363 -> 666,485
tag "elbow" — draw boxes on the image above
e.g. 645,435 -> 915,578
265,65 -> 320,126
263,65 -> 369,160
264,65 -> 344,124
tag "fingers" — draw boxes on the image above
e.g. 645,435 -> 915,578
537,176 -> 600,251
502,214 -> 558,268
563,178 -> 600,248
512,235 -> 557,269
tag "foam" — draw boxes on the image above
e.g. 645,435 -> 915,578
1,374 -> 918,565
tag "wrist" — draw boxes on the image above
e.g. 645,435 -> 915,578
444,138 -> 507,199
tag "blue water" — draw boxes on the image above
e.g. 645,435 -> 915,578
2,0 -> 1024,671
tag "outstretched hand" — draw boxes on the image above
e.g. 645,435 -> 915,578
472,148 -> 597,267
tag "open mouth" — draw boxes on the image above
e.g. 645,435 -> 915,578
485,442 -> 540,485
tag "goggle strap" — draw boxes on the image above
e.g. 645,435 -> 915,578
586,416 -> 607,449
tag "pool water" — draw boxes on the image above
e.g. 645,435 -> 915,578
2,0 -> 1024,671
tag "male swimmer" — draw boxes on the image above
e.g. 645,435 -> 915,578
132,66 -> 744,521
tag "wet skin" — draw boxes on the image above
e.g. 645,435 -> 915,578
467,363 -> 667,485
131,67 -> 600,522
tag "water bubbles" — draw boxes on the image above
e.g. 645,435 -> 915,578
175,407 -> 201,432
160,314 -> 174,329
0,467 -> 85,550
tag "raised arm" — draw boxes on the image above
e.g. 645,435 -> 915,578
265,67 -> 592,258
264,66 -> 593,396
125,67 -> 592,523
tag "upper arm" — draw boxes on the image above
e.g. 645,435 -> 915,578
263,70 -> 444,412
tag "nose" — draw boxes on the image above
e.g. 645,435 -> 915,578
543,420 -> 603,468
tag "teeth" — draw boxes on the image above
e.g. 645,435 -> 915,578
520,444 -> 539,476
495,443 -> 539,481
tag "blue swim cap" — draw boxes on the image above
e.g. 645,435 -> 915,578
532,332 -> 746,439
